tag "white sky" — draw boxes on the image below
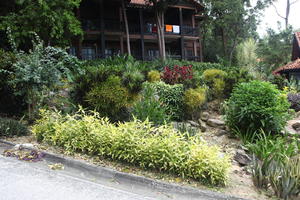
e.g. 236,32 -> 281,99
257,0 -> 300,36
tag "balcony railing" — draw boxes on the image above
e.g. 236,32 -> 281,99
82,19 -> 199,36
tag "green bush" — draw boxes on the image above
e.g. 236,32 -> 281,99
132,83 -> 169,125
184,87 -> 207,118
85,75 -> 133,121
146,82 -> 184,121
202,69 -> 227,99
122,70 -> 145,93
0,49 -> 26,116
32,109 -> 231,186
225,80 -> 290,135
0,117 -> 29,137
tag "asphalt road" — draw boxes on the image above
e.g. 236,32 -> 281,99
0,155 -> 155,200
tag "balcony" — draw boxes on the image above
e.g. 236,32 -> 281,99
82,19 -> 199,37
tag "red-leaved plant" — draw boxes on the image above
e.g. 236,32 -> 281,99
161,65 -> 193,85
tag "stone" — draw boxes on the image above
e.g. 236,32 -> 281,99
292,121 -> 300,131
216,130 -> 228,136
234,149 -> 252,166
207,119 -> 225,128
198,120 -> 207,132
200,112 -> 210,122
188,120 -> 200,127
13,143 -> 35,150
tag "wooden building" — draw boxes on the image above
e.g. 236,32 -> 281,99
273,32 -> 300,79
71,0 -> 204,61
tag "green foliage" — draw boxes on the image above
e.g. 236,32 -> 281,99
132,83 -> 169,125
257,26 -> 294,73
32,109 -> 231,186
122,69 -> 145,93
184,87 -> 207,118
0,49 -> 26,115
85,75 -> 133,121
202,69 -> 227,98
224,68 -> 254,98
225,81 -> 290,136
147,70 -> 161,82
0,117 -> 28,137
146,82 -> 184,121
9,36 -> 82,118
0,0 -> 82,48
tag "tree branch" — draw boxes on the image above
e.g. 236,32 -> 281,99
271,3 -> 286,19
290,0 -> 300,5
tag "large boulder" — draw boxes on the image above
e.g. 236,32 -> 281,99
200,112 -> 210,122
234,149 -> 252,166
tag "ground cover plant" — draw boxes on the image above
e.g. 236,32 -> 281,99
0,117 -> 28,137
32,109 -> 231,186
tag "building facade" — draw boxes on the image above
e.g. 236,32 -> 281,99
71,0 -> 204,61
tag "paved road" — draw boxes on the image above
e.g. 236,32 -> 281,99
0,155 -> 155,200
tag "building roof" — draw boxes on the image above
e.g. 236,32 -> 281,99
129,0 -> 204,10
273,58 -> 300,75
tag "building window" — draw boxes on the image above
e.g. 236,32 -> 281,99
82,47 -> 96,60
69,47 -> 76,56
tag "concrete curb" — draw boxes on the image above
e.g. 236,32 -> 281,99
0,139 -> 247,200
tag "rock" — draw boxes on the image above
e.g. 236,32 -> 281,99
292,121 -> 300,131
234,149 -> 252,166
216,130 -> 228,136
198,120 -> 207,132
200,112 -> 210,122
13,143 -> 35,150
207,119 -> 225,128
188,120 -> 200,127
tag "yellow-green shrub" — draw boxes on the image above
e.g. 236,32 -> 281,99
32,109 -> 231,186
202,69 -> 227,98
184,87 -> 207,111
147,70 -> 161,82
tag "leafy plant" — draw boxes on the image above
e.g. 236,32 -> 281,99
85,75 -> 133,121
147,70 -> 161,82
146,82 -> 184,121
202,69 -> 227,99
183,87 -> 207,119
122,69 -> 145,93
161,65 -> 193,85
0,117 -> 28,137
32,109 -> 232,186
225,80 -> 290,136
132,83 -> 170,125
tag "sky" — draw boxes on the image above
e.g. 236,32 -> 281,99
257,0 -> 300,36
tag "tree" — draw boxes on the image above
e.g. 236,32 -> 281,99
257,26 -> 294,74
272,0 -> 300,29
121,0 -> 131,56
201,0 -> 275,64
146,0 -> 178,60
0,0 -> 83,49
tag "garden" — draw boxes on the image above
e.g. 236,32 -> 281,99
1,36 -> 300,200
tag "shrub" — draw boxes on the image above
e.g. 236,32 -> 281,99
202,69 -> 227,99
85,75 -> 133,121
0,117 -> 28,137
122,70 -> 145,93
32,109 -> 231,186
147,70 -> 161,82
224,68 -> 253,98
225,80 -> 290,135
147,82 -> 184,121
132,83 -> 169,125
161,65 -> 193,85
184,87 -> 207,118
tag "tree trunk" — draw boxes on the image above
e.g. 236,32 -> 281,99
221,28 -> 227,58
155,11 -> 166,60
122,0 -> 131,56
285,0 -> 290,29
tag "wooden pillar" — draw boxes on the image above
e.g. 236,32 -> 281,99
139,8 -> 145,61
119,7 -> 124,54
76,8 -> 82,59
100,0 -> 105,58
179,7 -> 185,60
